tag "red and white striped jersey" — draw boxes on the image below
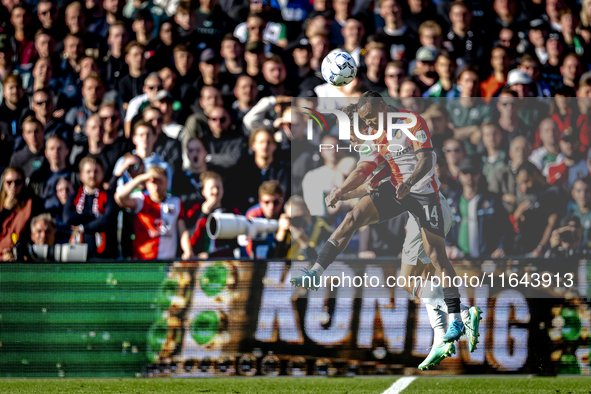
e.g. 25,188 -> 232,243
357,107 -> 439,195
131,191 -> 184,260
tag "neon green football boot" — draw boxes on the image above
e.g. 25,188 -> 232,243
463,306 -> 483,353
418,342 -> 456,371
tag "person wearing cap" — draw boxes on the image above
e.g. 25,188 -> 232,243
540,32 -> 565,91
445,155 -> 511,259
480,46 -> 511,102
194,48 -> 234,98
413,46 -> 438,94
244,41 -> 267,83
543,131 -> 589,191
527,18 -> 549,64
123,72 -> 161,137
151,90 -> 182,139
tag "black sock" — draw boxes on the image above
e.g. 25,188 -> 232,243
316,238 -> 340,270
442,286 -> 461,314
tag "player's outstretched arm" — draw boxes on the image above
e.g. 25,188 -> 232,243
327,162 -> 377,207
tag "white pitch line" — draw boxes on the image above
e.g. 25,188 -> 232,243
382,377 -> 417,394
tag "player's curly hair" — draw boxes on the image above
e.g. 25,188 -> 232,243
356,91 -> 383,113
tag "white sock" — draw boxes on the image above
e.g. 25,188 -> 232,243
310,263 -> 324,275
460,305 -> 470,323
449,313 -> 461,323
426,303 -> 447,347
417,280 -> 448,313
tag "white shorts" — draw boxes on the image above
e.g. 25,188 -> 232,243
401,192 -> 452,266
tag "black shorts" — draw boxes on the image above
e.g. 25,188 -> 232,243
369,181 -> 445,237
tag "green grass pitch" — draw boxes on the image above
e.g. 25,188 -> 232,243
0,376 -> 590,394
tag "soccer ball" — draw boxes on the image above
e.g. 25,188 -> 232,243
321,51 -> 357,87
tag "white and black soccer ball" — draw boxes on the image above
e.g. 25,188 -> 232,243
321,51 -> 357,87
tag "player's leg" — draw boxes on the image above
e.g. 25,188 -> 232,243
290,195 -> 380,289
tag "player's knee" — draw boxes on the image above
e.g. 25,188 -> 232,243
342,211 -> 357,231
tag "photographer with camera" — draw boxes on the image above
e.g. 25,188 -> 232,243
545,215 -> 585,258
3,213 -> 59,262
245,180 -> 285,259
187,171 -> 241,260
275,196 -> 333,260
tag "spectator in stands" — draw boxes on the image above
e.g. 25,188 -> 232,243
0,166 -> 43,260
527,19 -> 549,64
544,132 -> 589,191
235,128 -> 290,211
489,136 -> 532,213
340,16 -> 365,65
65,73 -> 106,139
442,0 -> 486,65
383,60 -> 406,98
132,9 -> 155,46
204,106 -> 246,175
31,89 -> 72,147
413,46 -> 438,94
446,155 -> 512,258
63,156 -> 118,259
118,41 -> 147,106
567,178 -> 591,247
29,135 -> 76,209
231,75 -> 258,128
513,161 -> 567,256
442,138 -> 466,181
174,136 -> 207,208
9,116 -> 46,181
104,22 -> 130,92
195,48 -> 234,98
220,34 -> 244,76
541,32 -> 565,90
530,118 -> 560,171
37,0 -> 63,41
151,90 -> 182,139
10,3 -> 35,67
481,46 -> 510,102
115,164 -> 192,260
423,50 -> 456,98
186,171 -> 240,259
0,74 -> 28,138
123,72 -> 161,137
360,41 -> 388,92
481,122 -> 508,184
560,53 -> 583,90
518,53 -> 551,98
545,215 -> 585,257
376,0 -> 418,64
245,180 -> 285,258
260,55 -> 290,97
111,121 -> 171,190
143,105 -> 181,178
99,101 -> 129,152
495,88 -> 533,148
184,86 -> 223,140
